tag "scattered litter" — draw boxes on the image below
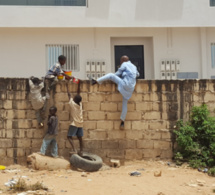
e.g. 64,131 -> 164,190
167,162 -> 171,166
5,169 -> 21,173
81,172 -> 87,177
0,165 -> 6,170
137,168 -> 145,171
88,179 -> 92,182
110,159 -> 120,168
130,171 -> 141,176
5,178 -> 18,187
157,192 -> 165,195
203,168 -> 208,173
17,192 -> 27,195
154,171 -> 162,177
198,168 -> 202,172
61,190 -> 67,192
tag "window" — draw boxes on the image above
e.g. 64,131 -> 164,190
211,43 -> 215,68
46,44 -> 79,71
0,0 -> 86,6
210,0 -> 215,6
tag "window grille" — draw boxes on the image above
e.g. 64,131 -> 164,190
46,44 -> 79,71
210,0 -> 215,6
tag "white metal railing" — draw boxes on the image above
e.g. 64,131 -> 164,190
46,44 -> 79,71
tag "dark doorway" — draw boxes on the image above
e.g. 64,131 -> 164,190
114,45 -> 144,79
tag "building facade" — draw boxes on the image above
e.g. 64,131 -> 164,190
0,0 -> 215,80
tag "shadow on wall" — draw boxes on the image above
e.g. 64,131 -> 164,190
86,0 -> 110,19
135,0 -> 184,21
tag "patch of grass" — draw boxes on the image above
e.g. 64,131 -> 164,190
11,178 -> 47,192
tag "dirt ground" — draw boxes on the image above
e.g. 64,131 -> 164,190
0,160 -> 215,195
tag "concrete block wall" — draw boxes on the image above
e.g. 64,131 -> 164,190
0,78 -> 214,165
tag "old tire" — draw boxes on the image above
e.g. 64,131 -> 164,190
70,152 -> 103,172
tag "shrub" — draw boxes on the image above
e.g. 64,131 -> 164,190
174,104 -> 215,169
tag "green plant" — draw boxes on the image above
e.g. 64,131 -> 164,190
174,104 -> 215,169
208,167 -> 215,177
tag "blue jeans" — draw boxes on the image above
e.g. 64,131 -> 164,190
40,134 -> 58,157
97,73 -> 128,121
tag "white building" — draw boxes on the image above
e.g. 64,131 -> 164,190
0,0 -> 215,80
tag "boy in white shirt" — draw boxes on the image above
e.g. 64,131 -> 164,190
67,92 -> 84,156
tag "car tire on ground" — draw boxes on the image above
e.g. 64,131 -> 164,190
70,152 -> 103,172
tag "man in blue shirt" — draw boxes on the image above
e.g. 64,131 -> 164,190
91,56 -> 139,129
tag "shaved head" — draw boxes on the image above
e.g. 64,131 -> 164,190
120,55 -> 129,65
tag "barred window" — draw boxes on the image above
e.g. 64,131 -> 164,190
46,44 -> 79,71
210,0 -> 215,6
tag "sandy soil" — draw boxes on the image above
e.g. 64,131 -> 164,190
0,160 -> 215,195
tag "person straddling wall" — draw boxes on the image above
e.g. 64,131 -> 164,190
91,55 -> 139,129
29,76 -> 50,128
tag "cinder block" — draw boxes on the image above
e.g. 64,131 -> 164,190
3,100 -> 12,109
143,131 -> 161,140
162,93 -> 177,102
204,93 -> 215,102
89,130 -> 107,140
80,93 -> 88,102
16,139 -> 31,148
126,112 -> 142,120
83,102 -> 100,111
117,102 -> 135,112
80,83 -> 89,92
143,112 -> 161,120
17,157 -> 27,165
119,140 -> 136,149
31,139 -> 41,148
89,94 -> 105,102
25,110 -> 36,119
130,94 -> 142,102
33,130 -> 45,138
114,121 -> 131,130
98,83 -> 115,92
59,121 -> 71,130
6,120 -> 12,129
88,111 -> 106,120
12,120 -> 32,129
136,102 -> 152,111
7,91 -> 26,100
143,93 -> 159,101
104,93 -> 122,102
126,130 -> 142,140
54,93 -> 68,102
102,140 -> 118,149
57,139 -> 66,149
83,121 -> 96,130
7,148 -> 25,158
107,112 -> 121,120
0,148 -> 6,157
149,121 -> 167,130
107,150 -> 124,159
55,84 -> 61,93
137,140 -> 154,149
84,140 -> 102,149
161,132 -> 172,139
160,150 -> 173,158
58,111 -> 69,121
56,102 -> 64,111
101,103 -> 117,111
0,91 -> 6,100
13,100 -> 32,109
132,121 -> 148,130
108,131 -> 125,139
143,149 -> 161,158
26,130 -> 34,138
6,110 -> 26,119
97,121 -> 113,130
135,82 -> 149,93
0,139 -> 12,147
154,141 -> 171,150
125,149 -> 142,160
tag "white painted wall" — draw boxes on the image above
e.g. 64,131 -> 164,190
0,0 -> 215,27
0,27 -> 209,79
